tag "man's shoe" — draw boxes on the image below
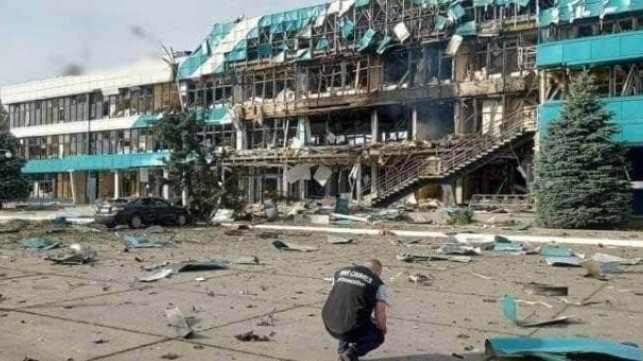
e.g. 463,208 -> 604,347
338,350 -> 358,361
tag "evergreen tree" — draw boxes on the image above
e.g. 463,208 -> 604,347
0,106 -> 31,208
533,73 -> 631,229
153,106 -> 241,219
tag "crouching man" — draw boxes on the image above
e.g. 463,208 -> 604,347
322,259 -> 388,361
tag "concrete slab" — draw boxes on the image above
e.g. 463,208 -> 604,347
0,311 -> 163,361
29,286 -> 295,337
99,340 -> 277,361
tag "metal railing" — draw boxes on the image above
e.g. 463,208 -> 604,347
375,107 -> 536,201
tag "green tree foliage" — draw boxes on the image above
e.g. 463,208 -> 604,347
153,107 -> 242,219
533,73 -> 631,229
0,110 -> 31,208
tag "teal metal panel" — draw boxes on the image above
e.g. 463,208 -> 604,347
537,30 -> 643,67
23,152 -> 170,174
539,95 -> 643,143
132,114 -> 160,129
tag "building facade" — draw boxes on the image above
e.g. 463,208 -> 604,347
1,59 -> 179,204
4,0 -> 641,208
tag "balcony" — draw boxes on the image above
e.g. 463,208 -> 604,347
537,30 -> 643,68
539,95 -> 643,143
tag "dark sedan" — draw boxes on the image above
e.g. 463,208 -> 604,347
95,197 -> 189,228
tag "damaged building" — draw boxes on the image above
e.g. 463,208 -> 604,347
2,0 -> 642,210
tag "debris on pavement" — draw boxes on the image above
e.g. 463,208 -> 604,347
175,261 -> 229,273
165,307 -> 193,338
46,244 -> 96,265
142,261 -> 170,271
271,240 -> 318,252
144,225 -> 165,234
582,259 -> 619,279
405,212 -> 433,224
234,331 -> 270,342
211,209 -> 235,224
72,225 -> 102,233
471,273 -> 494,280
513,299 -> 554,309
331,213 -> 370,224
437,244 -> 482,256
503,295 -> 573,328
122,234 -> 172,249
396,252 -> 471,264
485,336 -> 643,361
545,256 -> 584,267
17,237 -> 61,250
138,268 -> 173,282
160,353 -> 180,360
408,273 -> 434,285
327,235 -> 353,244
523,282 -> 569,296
538,245 -> 574,258
309,215 -> 330,225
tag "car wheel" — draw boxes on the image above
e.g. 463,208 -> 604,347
177,214 -> 188,226
129,215 -> 143,229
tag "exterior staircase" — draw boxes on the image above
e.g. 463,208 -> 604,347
372,108 -> 536,207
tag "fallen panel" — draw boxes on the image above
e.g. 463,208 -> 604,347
271,240 -> 318,252
138,268 -> 174,282
486,337 -> 643,361
165,307 -> 193,338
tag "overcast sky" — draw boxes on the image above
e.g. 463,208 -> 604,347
0,0 -> 322,87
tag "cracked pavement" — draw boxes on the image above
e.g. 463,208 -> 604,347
0,225 -> 642,361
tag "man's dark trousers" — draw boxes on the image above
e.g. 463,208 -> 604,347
329,321 -> 384,357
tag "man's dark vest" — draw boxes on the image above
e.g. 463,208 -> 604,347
322,265 -> 384,335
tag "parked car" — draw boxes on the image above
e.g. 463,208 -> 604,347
95,197 -> 189,228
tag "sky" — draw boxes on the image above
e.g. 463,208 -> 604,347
0,0 -> 322,87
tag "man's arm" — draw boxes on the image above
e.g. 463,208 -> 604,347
374,301 -> 387,335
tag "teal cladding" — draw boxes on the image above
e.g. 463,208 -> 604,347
23,152 -> 170,174
539,95 -> 643,143
537,30 -> 643,67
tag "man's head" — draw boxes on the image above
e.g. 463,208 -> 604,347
365,259 -> 383,276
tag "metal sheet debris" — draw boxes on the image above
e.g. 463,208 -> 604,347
523,282 -> 569,296
397,252 -> 471,263
327,235 -> 353,244
175,261 -> 229,272
503,295 -> 573,328
545,256 -> 583,267
122,234 -> 171,249
165,307 -> 193,338
437,244 -> 482,256
46,244 -> 96,265
17,238 -> 61,250
138,268 -> 173,282
486,337 -> 643,361
538,246 -> 574,258
271,240 -> 318,252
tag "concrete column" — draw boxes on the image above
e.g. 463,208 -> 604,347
454,178 -> 464,205
297,116 -> 308,145
162,169 -> 170,200
282,165 -> 289,198
370,161 -> 379,197
411,106 -> 419,141
454,102 -> 462,135
113,171 -> 121,199
234,120 -> 245,151
33,182 -> 39,198
355,164 -> 362,204
370,109 -> 379,143
298,179 -> 306,200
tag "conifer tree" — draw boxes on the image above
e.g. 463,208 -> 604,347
533,73 -> 631,229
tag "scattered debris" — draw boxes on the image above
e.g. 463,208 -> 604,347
327,235 -> 353,244
142,261 -> 170,271
437,244 -> 482,256
408,273 -> 433,285
471,273 -> 494,280
72,225 -> 102,233
397,252 -> 471,264
513,299 -> 554,309
175,261 -> 229,273
46,244 -> 96,265
538,245 -> 574,258
271,240 -> 318,252
438,207 -> 474,225
397,236 -> 424,245
138,268 -> 173,282
503,295 -> 573,328
165,307 -> 193,338
211,209 -> 235,224
234,331 -> 270,342
405,212 -> 433,224
545,256 -> 584,267
195,277 -> 206,282
331,213 -> 370,224
17,237 -> 61,250
582,259 -> 618,280
122,234 -> 172,249
144,225 -> 165,234
523,283 -> 569,296
161,353 -> 181,360
92,338 -> 109,344
309,215 -> 331,225
257,312 -> 275,326
486,336 -> 643,361
257,231 -> 282,239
